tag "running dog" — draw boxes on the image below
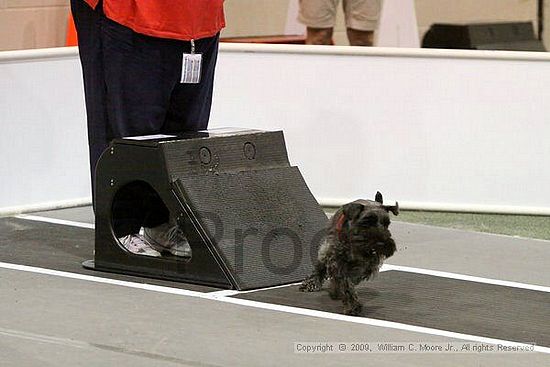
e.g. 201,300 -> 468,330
299,192 -> 399,316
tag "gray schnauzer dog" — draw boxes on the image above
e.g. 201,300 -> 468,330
299,192 -> 399,316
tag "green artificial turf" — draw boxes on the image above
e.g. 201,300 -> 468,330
323,208 -> 550,241
395,211 -> 550,241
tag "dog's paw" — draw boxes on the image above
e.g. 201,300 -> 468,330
299,277 -> 322,292
343,302 -> 363,316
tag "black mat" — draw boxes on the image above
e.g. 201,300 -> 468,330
0,217 -> 219,292
234,271 -> 550,347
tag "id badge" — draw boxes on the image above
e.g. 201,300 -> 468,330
181,53 -> 202,84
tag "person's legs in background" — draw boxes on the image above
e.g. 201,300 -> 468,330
298,0 -> 338,45
344,0 -> 380,46
305,27 -> 334,45
298,0 -> 380,46
346,28 -> 374,46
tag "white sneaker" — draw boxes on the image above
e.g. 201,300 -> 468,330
119,234 -> 161,257
144,222 -> 192,258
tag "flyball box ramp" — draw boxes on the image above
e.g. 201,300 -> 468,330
85,128 -> 328,290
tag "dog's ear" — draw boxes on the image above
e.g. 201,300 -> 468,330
375,191 -> 383,204
384,202 -> 399,216
342,202 -> 364,221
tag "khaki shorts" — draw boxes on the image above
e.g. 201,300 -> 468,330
298,0 -> 381,31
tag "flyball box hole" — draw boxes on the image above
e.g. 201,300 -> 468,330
110,180 -> 192,259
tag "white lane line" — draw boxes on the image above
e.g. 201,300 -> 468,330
1,261 -> 548,355
208,282 -> 301,298
209,282 -> 303,298
0,262 -> 204,298
14,215 -> 94,229
383,264 -> 550,293
207,289 -> 241,298
239,282 -> 303,294
214,296 -> 550,354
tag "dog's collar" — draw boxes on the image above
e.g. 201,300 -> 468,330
335,213 -> 347,242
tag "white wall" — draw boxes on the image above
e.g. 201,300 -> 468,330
0,48 -> 90,213
2,45 -> 550,215
210,45 -> 550,214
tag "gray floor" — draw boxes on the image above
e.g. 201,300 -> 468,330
1,206 -> 549,366
34,205 -> 95,224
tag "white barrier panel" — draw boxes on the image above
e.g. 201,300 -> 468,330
2,45 -> 550,215
210,44 -> 550,214
0,48 -> 90,214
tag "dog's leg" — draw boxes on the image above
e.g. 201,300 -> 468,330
341,278 -> 362,316
328,277 -> 342,300
299,261 -> 326,292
